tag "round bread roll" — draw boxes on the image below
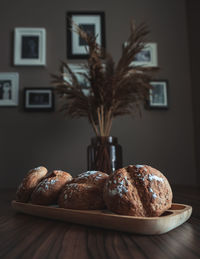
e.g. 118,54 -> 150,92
31,170 -> 72,205
70,170 -> 108,187
16,166 -> 48,202
58,183 -> 106,210
59,171 -> 108,210
103,165 -> 173,217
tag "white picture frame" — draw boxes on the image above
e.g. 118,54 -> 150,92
0,72 -> 19,106
129,43 -> 158,67
149,80 -> 168,109
14,28 -> 46,66
63,64 -> 90,96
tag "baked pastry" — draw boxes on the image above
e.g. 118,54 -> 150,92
59,171 -> 108,210
103,165 -> 173,217
16,166 -> 48,202
31,170 -> 72,205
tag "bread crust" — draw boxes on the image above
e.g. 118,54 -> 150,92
31,170 -> 72,205
59,171 -> 108,210
103,165 -> 173,217
16,166 -> 48,202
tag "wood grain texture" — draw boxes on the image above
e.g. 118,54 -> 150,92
11,201 -> 192,235
1,188 -> 200,259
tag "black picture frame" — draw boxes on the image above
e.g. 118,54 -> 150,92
24,87 -> 54,112
66,11 -> 105,59
147,80 -> 169,110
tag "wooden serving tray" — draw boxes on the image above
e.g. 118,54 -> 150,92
11,201 -> 192,235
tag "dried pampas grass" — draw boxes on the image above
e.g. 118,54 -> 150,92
51,20 -> 159,136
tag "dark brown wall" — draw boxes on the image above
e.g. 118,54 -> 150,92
187,0 -> 200,185
0,0 -> 196,188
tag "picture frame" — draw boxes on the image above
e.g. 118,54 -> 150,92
14,28 -> 46,66
147,80 -> 168,109
24,88 -> 54,111
67,12 -> 105,59
125,42 -> 158,67
63,64 -> 90,96
0,72 -> 19,106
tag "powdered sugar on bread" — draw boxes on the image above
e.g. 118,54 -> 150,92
103,165 -> 172,217
59,170 -> 109,210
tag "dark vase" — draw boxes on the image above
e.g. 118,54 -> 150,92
87,136 -> 123,174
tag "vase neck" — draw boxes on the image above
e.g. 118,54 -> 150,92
91,136 -> 118,145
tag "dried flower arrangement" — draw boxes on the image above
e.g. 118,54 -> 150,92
51,21 -> 158,137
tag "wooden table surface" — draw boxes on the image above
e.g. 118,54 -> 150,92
0,186 -> 200,259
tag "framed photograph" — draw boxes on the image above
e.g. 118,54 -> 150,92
67,12 -> 105,59
148,80 -> 168,109
0,72 -> 19,106
24,88 -> 54,111
63,64 -> 90,96
14,28 -> 46,66
128,43 -> 158,67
